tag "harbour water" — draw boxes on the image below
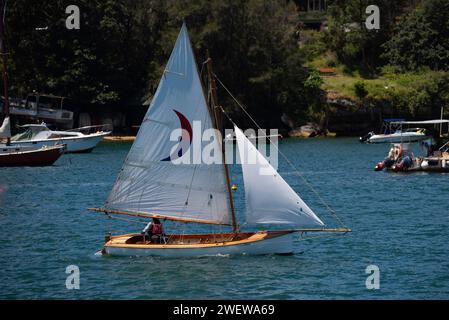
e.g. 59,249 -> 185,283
1,138 -> 449,299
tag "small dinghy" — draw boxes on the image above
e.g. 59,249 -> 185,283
0,143 -> 64,166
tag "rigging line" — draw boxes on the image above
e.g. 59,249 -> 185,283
183,164 -> 199,212
296,231 -> 348,254
179,58 -> 214,222
213,74 -> 347,229
298,230 -> 349,241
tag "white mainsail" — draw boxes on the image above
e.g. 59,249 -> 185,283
105,24 -> 231,225
235,126 -> 324,226
0,116 -> 11,138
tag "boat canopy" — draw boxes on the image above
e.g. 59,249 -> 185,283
17,123 -> 49,128
390,119 -> 449,125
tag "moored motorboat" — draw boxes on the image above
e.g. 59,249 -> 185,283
366,129 -> 427,144
10,123 -> 111,153
0,144 -> 64,166
361,119 -> 432,144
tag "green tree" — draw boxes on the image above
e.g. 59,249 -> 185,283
383,0 -> 449,71
5,0 -> 161,106
324,0 -> 411,73
3,0 -> 311,128
304,70 -> 324,114
354,81 -> 368,102
157,0 -> 310,128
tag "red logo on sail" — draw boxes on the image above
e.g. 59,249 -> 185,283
161,110 -> 193,161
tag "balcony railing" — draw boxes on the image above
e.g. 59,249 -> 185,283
298,11 -> 327,23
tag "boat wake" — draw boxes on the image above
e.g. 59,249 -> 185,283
198,253 -> 230,258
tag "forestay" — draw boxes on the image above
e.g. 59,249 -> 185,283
105,24 -> 231,225
235,126 -> 324,226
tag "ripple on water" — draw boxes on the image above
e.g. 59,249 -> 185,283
1,139 -> 449,299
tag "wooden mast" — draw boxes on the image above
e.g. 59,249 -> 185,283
205,49 -> 238,233
0,0 -> 10,145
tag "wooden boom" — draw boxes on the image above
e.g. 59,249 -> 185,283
88,208 -> 351,233
87,207 -> 231,226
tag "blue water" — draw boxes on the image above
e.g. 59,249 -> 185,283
1,138 -> 449,299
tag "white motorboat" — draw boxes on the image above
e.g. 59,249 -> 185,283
374,120 -> 449,172
366,127 -> 428,143
362,119 -> 449,144
10,123 -> 111,153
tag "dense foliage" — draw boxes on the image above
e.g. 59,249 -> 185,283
3,0 -> 310,128
383,0 -> 449,71
6,0 -> 169,106
2,0 -> 449,130
323,0 -> 411,73
311,0 -> 449,118
323,0 -> 449,73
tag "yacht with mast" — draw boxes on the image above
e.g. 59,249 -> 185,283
89,24 -> 350,257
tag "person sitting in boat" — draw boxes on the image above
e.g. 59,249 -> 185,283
392,144 -> 403,161
142,218 -> 165,243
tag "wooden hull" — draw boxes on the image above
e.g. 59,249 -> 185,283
0,145 -> 64,166
103,231 -> 295,257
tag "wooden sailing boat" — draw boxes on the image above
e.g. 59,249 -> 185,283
89,24 -> 350,257
0,0 -> 64,166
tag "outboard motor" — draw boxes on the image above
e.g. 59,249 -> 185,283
392,162 -> 404,172
374,161 -> 385,171
374,158 -> 394,171
360,131 -> 374,143
393,156 -> 412,172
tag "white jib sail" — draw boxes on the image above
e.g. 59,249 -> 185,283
105,24 -> 231,225
0,116 -> 11,138
235,126 -> 324,226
